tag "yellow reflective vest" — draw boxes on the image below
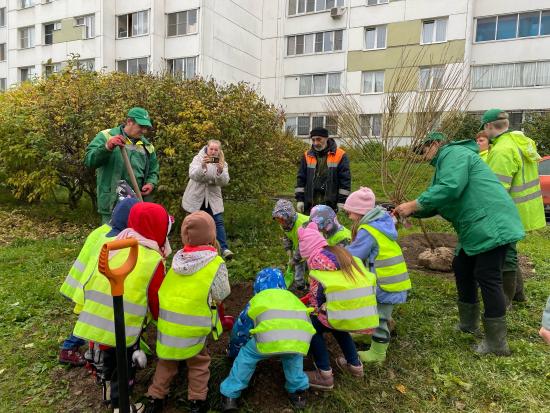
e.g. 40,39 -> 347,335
327,226 -> 352,246
285,213 -> 309,250
60,224 -> 112,306
487,130 -> 545,231
156,256 -> 224,360
359,224 -> 411,293
73,245 -> 161,347
248,288 -> 315,355
309,258 -> 378,332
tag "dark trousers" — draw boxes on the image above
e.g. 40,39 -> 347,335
200,202 -> 229,251
309,315 -> 360,371
452,244 -> 509,318
102,344 -> 138,408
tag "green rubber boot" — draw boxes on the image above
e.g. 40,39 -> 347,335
513,268 -> 526,302
456,301 -> 481,335
358,341 -> 388,363
474,316 -> 511,356
351,333 -> 372,345
502,270 -> 517,309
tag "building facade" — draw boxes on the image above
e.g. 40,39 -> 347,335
1,0 -> 549,138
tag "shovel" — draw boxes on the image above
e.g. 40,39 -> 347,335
98,238 -> 139,413
120,146 -> 143,202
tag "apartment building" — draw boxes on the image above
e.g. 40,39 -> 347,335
1,0 -> 549,139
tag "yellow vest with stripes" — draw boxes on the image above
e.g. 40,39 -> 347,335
60,224 -> 112,305
73,245 -> 161,347
309,258 -> 378,332
248,289 -> 315,355
284,213 -> 309,250
359,224 -> 411,293
327,226 -> 352,246
156,256 -> 224,360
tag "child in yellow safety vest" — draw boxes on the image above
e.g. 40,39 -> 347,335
220,268 -> 314,412
143,211 -> 231,413
298,222 -> 378,391
344,187 -> 411,363
272,199 -> 309,289
58,197 -> 138,367
309,204 -> 352,247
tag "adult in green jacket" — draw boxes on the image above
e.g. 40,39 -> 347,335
481,109 -> 545,306
85,107 -> 159,223
395,133 -> 524,356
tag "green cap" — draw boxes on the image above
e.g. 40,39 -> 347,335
127,107 -> 152,127
480,109 -> 507,130
422,131 -> 446,145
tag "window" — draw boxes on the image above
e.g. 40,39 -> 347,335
44,22 -> 60,45
44,62 -> 61,77
118,10 -> 149,38
167,9 -> 198,36
287,30 -> 343,56
75,14 -> 95,39
285,115 -> 338,136
0,78 -> 6,92
20,0 -> 34,9
20,66 -> 36,82
419,66 -> 445,90
168,56 -> 197,79
476,10 -> 550,42
288,0 -> 344,16
19,26 -> 35,49
422,18 -> 447,44
117,58 -> 148,74
364,25 -> 386,49
298,72 -> 341,95
0,7 -> 5,27
472,61 -> 550,90
0,43 -> 5,61
78,59 -> 95,71
367,0 -> 388,5
362,71 -> 384,93
360,114 -> 382,137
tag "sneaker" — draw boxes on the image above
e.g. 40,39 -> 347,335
335,357 -> 364,377
222,249 -> 234,260
59,348 -> 86,367
221,396 -> 239,412
189,399 -> 208,413
305,368 -> 334,391
288,390 -> 307,410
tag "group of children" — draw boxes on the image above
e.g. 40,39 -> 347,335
59,185 -> 411,413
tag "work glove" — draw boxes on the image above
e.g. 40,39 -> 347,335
141,183 -> 154,196
105,135 -> 126,151
131,349 -> 147,369
296,202 -> 304,213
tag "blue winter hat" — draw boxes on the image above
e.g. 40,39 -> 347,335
253,267 -> 287,294
107,198 -> 139,237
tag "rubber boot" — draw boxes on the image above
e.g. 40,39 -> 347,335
358,341 -> 388,363
502,270 -> 517,309
474,316 -> 511,356
456,301 -> 481,335
513,268 -> 526,302
351,333 -> 371,346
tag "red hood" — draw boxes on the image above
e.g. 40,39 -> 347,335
127,202 -> 169,249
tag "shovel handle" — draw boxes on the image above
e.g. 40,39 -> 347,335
98,238 -> 139,297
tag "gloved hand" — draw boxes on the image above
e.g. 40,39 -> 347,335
141,183 -> 154,196
131,349 -> 147,369
105,135 -> 126,151
296,202 -> 304,213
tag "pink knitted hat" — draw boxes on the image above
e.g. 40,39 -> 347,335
298,222 -> 328,259
343,187 -> 376,215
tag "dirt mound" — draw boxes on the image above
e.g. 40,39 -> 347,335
400,233 -> 457,273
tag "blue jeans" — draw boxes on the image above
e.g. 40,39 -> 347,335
310,315 -> 360,371
61,333 -> 86,350
200,203 -> 229,251
220,338 -> 308,398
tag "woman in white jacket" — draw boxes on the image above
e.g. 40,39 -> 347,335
182,140 -> 233,259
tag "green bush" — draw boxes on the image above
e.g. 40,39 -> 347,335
0,59 -> 305,215
523,113 -> 550,155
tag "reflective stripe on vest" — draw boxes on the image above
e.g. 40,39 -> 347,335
73,245 -> 160,347
327,227 -> 351,247
359,224 -> 411,293
156,256 -> 224,360
309,258 -> 378,332
249,289 -> 315,355
285,213 -> 309,250
59,224 -> 112,305
496,174 -> 512,184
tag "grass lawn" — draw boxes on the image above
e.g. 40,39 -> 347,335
0,154 -> 548,412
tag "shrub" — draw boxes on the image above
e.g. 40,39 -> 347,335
523,113 -> 550,155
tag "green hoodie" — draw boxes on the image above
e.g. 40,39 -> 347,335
415,140 -> 524,256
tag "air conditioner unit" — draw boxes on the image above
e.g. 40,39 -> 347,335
330,7 -> 346,18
